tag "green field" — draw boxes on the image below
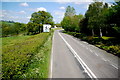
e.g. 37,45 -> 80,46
2,35 -> 31,46
2,31 -> 53,79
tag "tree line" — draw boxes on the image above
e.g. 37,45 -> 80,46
1,11 -> 54,37
61,1 -> 120,37
1,21 -> 26,37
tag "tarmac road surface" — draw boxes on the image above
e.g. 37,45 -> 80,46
50,30 -> 119,79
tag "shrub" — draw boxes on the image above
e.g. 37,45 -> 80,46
108,45 -> 120,56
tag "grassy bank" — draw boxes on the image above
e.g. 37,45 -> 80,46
20,30 -> 53,78
63,31 -> 120,57
2,32 -> 51,79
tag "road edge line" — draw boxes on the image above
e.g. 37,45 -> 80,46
58,32 -> 97,79
49,31 -> 54,78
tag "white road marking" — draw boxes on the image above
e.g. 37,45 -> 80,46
90,49 -> 93,53
102,58 -> 107,62
59,32 -> 97,79
83,42 -> 88,44
50,33 -> 54,78
94,53 -> 98,56
111,64 -> 118,69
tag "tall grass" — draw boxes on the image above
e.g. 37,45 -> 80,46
21,31 -> 53,78
2,33 -> 50,79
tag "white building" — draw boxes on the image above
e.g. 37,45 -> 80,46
43,24 -> 51,32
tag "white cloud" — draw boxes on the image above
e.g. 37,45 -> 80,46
74,2 -> 82,5
54,11 -> 64,17
83,3 -> 91,9
20,2 -> 29,7
36,7 -> 47,12
59,7 -> 65,10
1,10 -> 29,23
53,10 -> 65,23
27,16 -> 31,19
55,0 -> 94,2
2,0 -> 115,2
18,11 -> 26,14
1,14 -> 4,17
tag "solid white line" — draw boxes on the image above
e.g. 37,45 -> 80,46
49,33 -> 54,78
58,32 -> 97,79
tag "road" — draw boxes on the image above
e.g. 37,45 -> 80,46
50,30 -> 119,79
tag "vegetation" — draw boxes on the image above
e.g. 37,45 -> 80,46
2,32 -> 50,79
55,23 -> 61,27
1,21 -> 27,37
80,1 -> 120,37
1,11 -> 54,37
1,1 -> 120,79
1,9 -> 55,79
61,6 -> 83,32
27,11 -> 54,35
61,1 -> 120,57
20,29 -> 53,78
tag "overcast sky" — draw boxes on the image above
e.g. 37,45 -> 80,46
1,0 -> 115,23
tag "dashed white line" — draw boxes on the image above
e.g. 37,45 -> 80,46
94,53 -> 98,56
90,49 -> 93,53
89,49 -> 99,56
111,64 -> 118,69
102,58 -> 107,62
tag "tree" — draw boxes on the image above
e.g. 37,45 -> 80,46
27,11 -> 54,34
30,11 -> 54,25
2,23 -> 11,36
79,18 -> 91,35
61,15 -> 83,32
85,2 -> 108,37
61,6 -> 83,32
65,6 -> 76,17
107,1 -> 120,36
72,14 -> 83,32
61,16 -> 72,31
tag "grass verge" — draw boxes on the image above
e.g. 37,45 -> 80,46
63,31 -> 120,57
2,33 -> 50,79
20,31 -> 53,79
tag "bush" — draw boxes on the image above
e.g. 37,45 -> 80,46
107,45 -> 120,56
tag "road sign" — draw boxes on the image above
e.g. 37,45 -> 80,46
43,24 -> 51,32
